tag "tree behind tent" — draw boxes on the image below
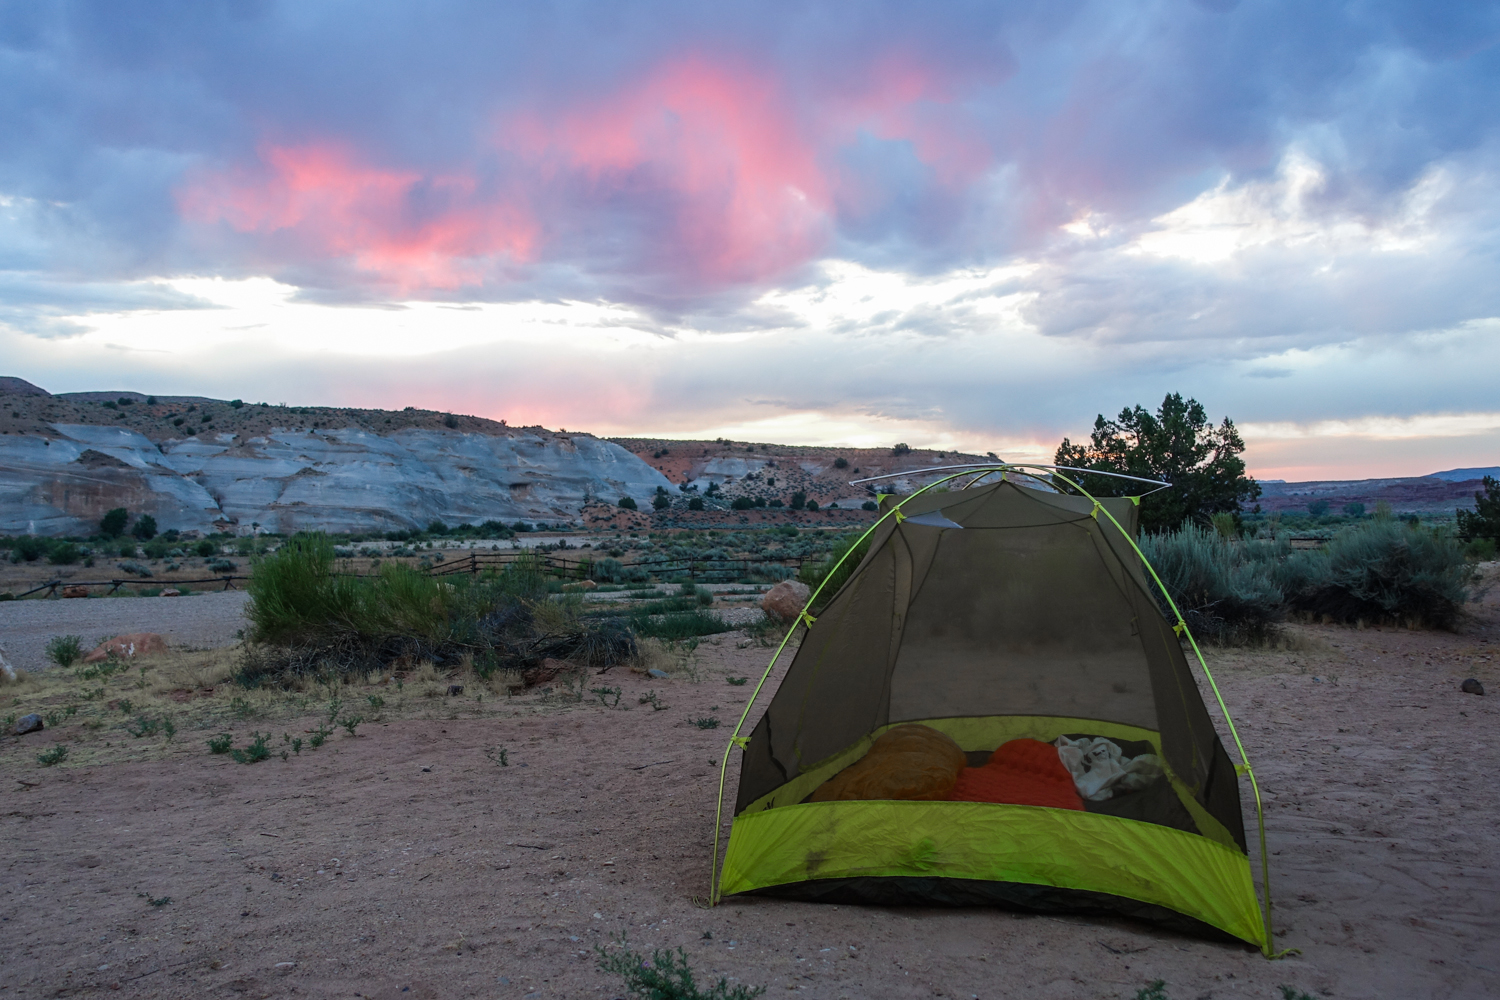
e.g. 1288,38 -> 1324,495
1054,392 -> 1260,535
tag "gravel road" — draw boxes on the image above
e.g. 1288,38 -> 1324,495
0,591 -> 251,672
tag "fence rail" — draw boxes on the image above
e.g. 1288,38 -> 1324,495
9,575 -> 249,599
423,550 -> 808,581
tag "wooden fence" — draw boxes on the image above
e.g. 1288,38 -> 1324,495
9,575 -> 248,599
423,549 -> 808,581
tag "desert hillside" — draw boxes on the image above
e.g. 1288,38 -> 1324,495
0,378 -> 670,536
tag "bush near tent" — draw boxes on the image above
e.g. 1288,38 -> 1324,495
1142,518 -> 1472,641
240,533 -> 635,685
1282,518 -> 1471,629
1141,526 -> 1284,645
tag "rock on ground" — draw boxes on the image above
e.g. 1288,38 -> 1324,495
760,580 -> 811,623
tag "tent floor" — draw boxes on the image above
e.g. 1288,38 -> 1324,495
743,876 -> 1248,946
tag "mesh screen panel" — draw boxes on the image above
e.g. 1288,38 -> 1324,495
733,480 -> 1247,854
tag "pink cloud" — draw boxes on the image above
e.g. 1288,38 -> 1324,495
179,52 -> 995,294
508,55 -> 832,284
178,144 -> 537,290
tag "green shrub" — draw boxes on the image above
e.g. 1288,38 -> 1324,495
11,535 -> 46,562
1141,525 -> 1284,644
37,745 -> 68,767
629,609 -> 733,641
46,541 -> 80,565
131,514 -> 158,540
618,496 -> 638,510
195,539 -> 216,557
231,731 -> 272,764
45,634 -> 84,667
596,941 -> 764,1000
688,497 -> 704,510
240,535 -> 631,684
731,496 -> 753,510
861,500 -> 878,511
1286,519 -> 1470,628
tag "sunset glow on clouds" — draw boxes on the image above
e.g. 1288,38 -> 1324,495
3,1 -> 1500,478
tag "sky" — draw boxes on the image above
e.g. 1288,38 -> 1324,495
2,1 -> 1499,481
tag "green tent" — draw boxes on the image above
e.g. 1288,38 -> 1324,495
711,468 -> 1277,953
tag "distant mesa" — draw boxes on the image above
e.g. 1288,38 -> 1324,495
1429,467 -> 1500,482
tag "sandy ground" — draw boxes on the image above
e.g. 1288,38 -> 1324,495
1,594 -> 1497,999
0,592 -> 252,671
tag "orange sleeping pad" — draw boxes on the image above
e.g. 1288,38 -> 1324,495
948,738 -> 1084,811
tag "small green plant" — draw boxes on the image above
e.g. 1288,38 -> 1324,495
116,698 -> 134,715
639,690 -> 667,711
229,695 -> 256,719
37,745 -> 69,766
693,717 -> 720,729
126,715 -> 162,738
230,731 -> 271,764
596,940 -> 764,1000
46,634 -> 85,668
485,746 -> 509,767
1135,983 -> 1169,1000
339,715 -> 363,736
147,896 -> 172,907
590,686 -> 622,707
1278,989 -> 1315,1000
366,693 -> 385,712
725,676 -> 748,686
162,717 -> 175,741
44,710 -> 65,728
325,697 -> 343,723
82,686 -> 106,701
309,723 -> 334,748
208,733 -> 233,753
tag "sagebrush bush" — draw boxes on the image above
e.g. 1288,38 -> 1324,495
1285,518 -> 1470,628
241,533 -> 634,685
1141,526 -> 1285,644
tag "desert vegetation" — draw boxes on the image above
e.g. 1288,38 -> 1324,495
1144,513 -> 1478,643
240,534 -> 636,687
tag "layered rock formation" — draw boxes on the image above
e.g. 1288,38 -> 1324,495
0,379 -> 671,536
